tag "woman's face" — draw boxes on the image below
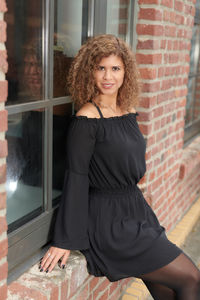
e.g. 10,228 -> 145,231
93,54 -> 125,98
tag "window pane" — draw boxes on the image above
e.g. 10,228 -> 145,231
6,111 -> 44,232
106,0 -> 131,41
5,0 -> 44,105
52,103 -> 73,205
53,0 -> 88,97
185,77 -> 195,124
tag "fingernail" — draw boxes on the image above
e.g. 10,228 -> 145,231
46,269 -> 49,273
40,268 -> 43,272
62,265 -> 65,269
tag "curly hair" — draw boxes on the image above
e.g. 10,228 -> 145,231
67,34 -> 142,112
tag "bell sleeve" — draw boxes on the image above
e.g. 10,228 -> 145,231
51,117 -> 97,250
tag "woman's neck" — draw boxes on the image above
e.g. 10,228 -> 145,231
95,94 -> 118,110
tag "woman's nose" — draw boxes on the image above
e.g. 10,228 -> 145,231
103,69 -> 112,80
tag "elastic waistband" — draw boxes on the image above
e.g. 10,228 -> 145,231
89,185 -> 137,195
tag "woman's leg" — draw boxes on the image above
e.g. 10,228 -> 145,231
139,252 -> 200,300
143,280 -> 176,300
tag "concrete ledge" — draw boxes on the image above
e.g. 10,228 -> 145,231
120,196 -> 200,300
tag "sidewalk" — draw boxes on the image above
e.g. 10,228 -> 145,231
120,196 -> 200,300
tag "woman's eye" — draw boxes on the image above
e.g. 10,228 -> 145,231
112,66 -> 120,71
97,66 -> 105,71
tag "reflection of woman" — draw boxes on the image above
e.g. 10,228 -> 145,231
40,35 -> 200,299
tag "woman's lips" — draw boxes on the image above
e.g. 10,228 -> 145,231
101,83 -> 114,89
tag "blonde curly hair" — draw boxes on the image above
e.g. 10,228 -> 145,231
67,34 -> 142,112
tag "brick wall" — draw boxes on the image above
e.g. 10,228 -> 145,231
0,0 -> 8,299
136,0 -> 199,232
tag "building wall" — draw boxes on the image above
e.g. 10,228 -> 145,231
136,0 -> 200,232
1,0 -> 200,299
0,0 -> 8,299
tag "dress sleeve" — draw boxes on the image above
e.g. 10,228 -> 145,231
52,117 -> 97,250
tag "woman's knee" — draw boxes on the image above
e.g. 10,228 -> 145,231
184,269 -> 200,291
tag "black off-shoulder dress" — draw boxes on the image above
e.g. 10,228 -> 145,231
52,107 -> 182,282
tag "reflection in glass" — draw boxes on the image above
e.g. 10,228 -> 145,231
106,0 -> 131,41
186,24 -> 200,125
5,0 -> 43,104
6,111 -> 44,232
53,0 -> 88,97
52,103 -> 73,205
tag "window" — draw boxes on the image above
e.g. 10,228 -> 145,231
94,0 -> 134,45
5,0 -> 135,282
184,0 -> 200,143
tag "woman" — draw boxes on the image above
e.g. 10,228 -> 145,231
39,34 -> 200,299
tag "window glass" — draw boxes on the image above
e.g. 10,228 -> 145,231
185,20 -> 200,124
52,103 -> 73,205
5,0 -> 44,105
106,0 -> 131,42
53,0 -> 88,97
6,111 -> 44,233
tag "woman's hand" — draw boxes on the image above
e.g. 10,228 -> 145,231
39,246 -> 70,273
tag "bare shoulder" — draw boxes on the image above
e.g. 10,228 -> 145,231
129,107 -> 137,113
76,102 -> 100,118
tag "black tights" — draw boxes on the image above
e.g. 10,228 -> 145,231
139,252 -> 200,300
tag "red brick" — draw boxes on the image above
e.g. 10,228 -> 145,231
92,279 -> 110,300
0,284 -> 7,300
136,53 -> 162,65
160,40 -> 167,49
108,281 -> 118,296
68,265 -> 88,298
0,51 -> 8,73
0,110 -> 8,131
138,8 -> 162,21
89,277 -> 101,292
138,0 -> 159,3
184,4 -> 195,16
161,0 -> 173,8
175,0 -> 184,12
0,21 -> 6,43
165,25 -> 177,37
139,123 -> 152,135
0,239 -> 8,260
119,8 -> 128,19
74,283 -> 89,300
0,140 -> 7,157
0,81 -> 8,102
0,216 -> 7,235
137,24 -> 164,36
120,0 -> 129,4
161,79 -> 172,90
163,10 -> 170,21
109,286 -> 121,300
0,192 -> 6,209
142,81 -> 161,93
139,68 -> 157,80
0,0 -> 7,12
98,288 -> 109,300
0,262 -> 8,281
137,39 -> 159,50
0,164 -> 6,184
8,282 -> 47,300
153,106 -> 164,118
139,96 -> 157,108
61,279 -> 69,300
